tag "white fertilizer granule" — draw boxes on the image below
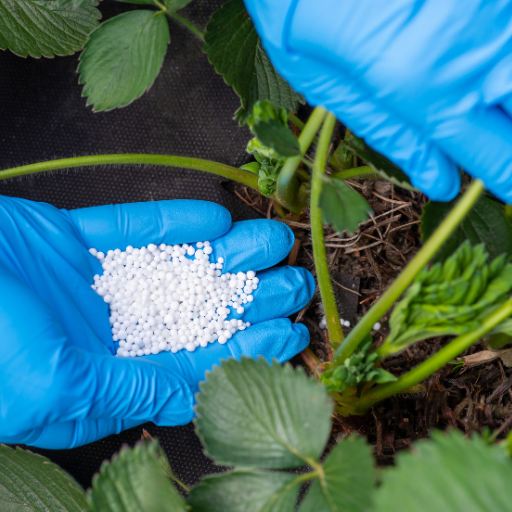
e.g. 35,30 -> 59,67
89,242 -> 258,357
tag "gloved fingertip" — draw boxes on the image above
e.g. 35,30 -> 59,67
229,318 -> 309,364
409,160 -> 461,202
270,220 -> 295,261
212,219 -> 295,272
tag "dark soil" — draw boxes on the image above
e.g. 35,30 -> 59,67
233,173 -> 512,467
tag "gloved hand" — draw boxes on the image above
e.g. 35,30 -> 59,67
0,196 -> 314,449
244,0 -> 512,202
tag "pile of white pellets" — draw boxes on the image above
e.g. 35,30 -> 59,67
89,242 -> 258,357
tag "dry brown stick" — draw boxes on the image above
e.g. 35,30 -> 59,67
493,411 -> 512,438
329,246 -> 341,267
331,277 -> 361,296
345,240 -> 383,254
387,220 -> 421,234
363,215 -> 402,235
372,192 -> 410,205
366,248 -> 382,281
274,218 -> 311,229
325,232 -> 360,241
498,360 -> 512,403
287,239 -> 302,266
362,202 -> 412,223
361,232 -> 407,264
234,190 -> 266,216
323,241 -> 362,249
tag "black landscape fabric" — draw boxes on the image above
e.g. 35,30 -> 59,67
0,0 -> 258,489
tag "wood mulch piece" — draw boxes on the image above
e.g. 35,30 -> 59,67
232,177 -> 512,466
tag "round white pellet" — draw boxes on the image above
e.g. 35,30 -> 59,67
373,322 -> 382,330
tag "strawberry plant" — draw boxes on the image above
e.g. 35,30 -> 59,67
2,358 -> 512,511
4,0 -> 512,508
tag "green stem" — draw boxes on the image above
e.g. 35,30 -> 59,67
300,347 -> 321,375
0,154 -> 258,190
288,112 -> 305,131
153,0 -> 166,10
171,476 -> 190,493
275,107 -> 327,213
166,12 -> 205,41
332,179 -> 485,365
354,298 -> 512,412
311,113 -> 344,344
331,166 -> 378,181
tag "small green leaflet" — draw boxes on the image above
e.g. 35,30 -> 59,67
204,0 -> 303,125
0,0 -> 99,58
87,440 -> 186,512
251,118 -> 300,157
78,10 -> 170,111
0,445 -> 87,511
343,132 -> 416,191
421,195 -> 512,263
321,339 -> 396,393
375,431 -> 512,512
248,100 -> 300,157
331,141 -> 355,171
319,177 -> 372,235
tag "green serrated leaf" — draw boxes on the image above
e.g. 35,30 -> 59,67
421,196 -> 512,263
375,430 -> 512,512
195,357 -> 333,469
87,440 -> 186,512
299,437 -> 375,512
331,141 -> 355,171
204,0 -> 303,125
381,242 -> 512,356
188,470 -> 300,512
251,118 -> 300,157
343,132 -> 416,191
78,10 -> 170,111
0,445 -> 87,511
0,0 -> 99,58
319,177 -> 372,235
240,162 -> 261,174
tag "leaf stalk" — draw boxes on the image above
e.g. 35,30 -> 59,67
0,154 -> 258,190
166,12 -> 206,41
311,113 -> 344,344
331,166 -> 379,181
275,107 -> 327,213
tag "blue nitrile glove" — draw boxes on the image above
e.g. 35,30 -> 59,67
0,197 -> 314,449
244,0 -> 512,202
